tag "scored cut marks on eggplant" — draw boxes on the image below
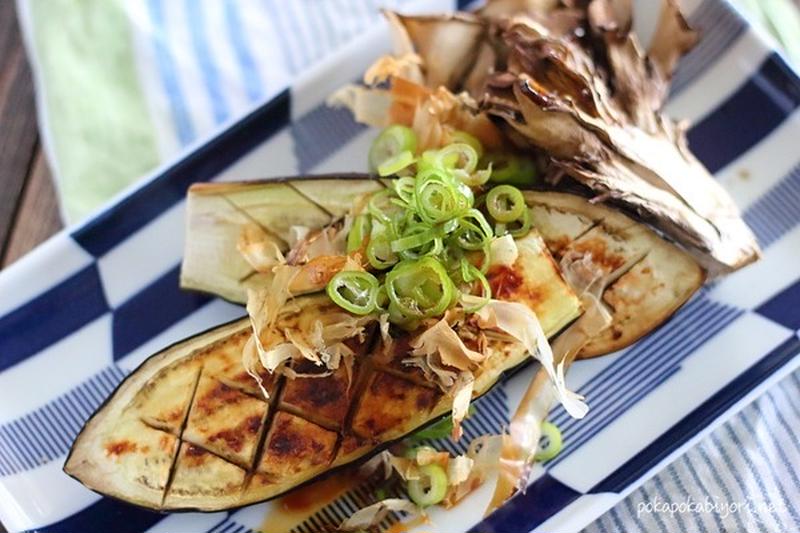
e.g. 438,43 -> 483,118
65,229 -> 581,511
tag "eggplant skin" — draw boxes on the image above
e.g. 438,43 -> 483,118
66,234 -> 581,512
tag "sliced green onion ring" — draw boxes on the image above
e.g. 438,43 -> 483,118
378,150 -> 415,177
483,152 -> 537,186
346,214 -> 372,254
442,218 -> 459,235
407,463 -> 448,507
454,209 -> 493,251
534,421 -> 563,462
385,257 -> 454,318
366,233 -> 398,269
368,189 -> 399,223
393,176 -> 417,205
369,125 -> 417,173
388,300 -> 420,331
326,271 -> 380,315
495,208 -> 531,238
400,207 -> 425,228
441,243 -> 465,274
375,285 -> 389,310
417,149 -> 439,172
457,261 -> 491,312
484,152 -> 519,183
414,168 -> 465,224
391,224 -> 443,260
450,130 -> 484,158
486,185 -> 526,223
455,181 -> 475,210
433,143 -> 479,174
460,164 -> 493,187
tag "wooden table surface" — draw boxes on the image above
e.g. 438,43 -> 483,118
1,0 -> 62,272
0,2 -> 61,530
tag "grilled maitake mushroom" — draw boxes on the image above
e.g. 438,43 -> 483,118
342,0 -> 760,277
480,0 -> 760,276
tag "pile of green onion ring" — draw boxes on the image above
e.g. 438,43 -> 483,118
326,125 -> 536,327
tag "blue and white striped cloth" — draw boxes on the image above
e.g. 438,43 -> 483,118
584,374 -> 800,533
123,0 -> 433,158
13,0 -> 800,532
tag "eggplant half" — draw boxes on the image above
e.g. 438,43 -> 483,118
65,229 -> 581,511
180,176 -> 703,358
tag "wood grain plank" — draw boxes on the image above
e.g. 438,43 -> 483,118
0,0 -> 40,260
0,2 -> 54,526
2,147 -> 63,267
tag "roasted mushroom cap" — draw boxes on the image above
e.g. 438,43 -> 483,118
484,1 -> 759,277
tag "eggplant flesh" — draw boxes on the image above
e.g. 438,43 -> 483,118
65,230 -> 581,512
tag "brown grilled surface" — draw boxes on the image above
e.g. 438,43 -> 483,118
107,315 -> 452,509
201,329 -> 281,397
257,412 -> 338,479
183,374 -> 269,467
351,371 -> 441,442
280,363 -> 354,429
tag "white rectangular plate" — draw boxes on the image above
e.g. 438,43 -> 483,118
0,0 -> 799,531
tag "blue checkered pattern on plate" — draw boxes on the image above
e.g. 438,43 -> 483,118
0,0 -> 799,531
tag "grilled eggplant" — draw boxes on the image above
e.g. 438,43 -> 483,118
65,231 -> 581,511
66,176 -> 703,510
180,177 -> 702,357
